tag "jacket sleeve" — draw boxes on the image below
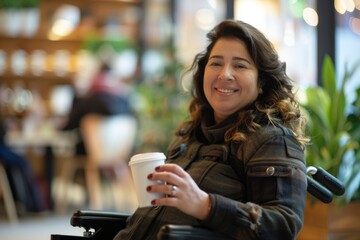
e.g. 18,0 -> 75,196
201,130 -> 307,240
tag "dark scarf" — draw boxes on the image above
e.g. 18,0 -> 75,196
197,112 -> 238,144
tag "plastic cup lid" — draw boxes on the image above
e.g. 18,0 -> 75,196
129,152 -> 166,165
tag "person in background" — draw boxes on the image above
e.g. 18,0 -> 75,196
115,19 -> 309,240
62,62 -> 135,156
0,118 -> 45,214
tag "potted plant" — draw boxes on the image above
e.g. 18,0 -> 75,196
20,0 -> 40,37
0,0 -> 40,37
342,86 -> 360,202
297,55 -> 360,239
0,0 -> 21,8
82,38 -> 137,54
300,55 -> 360,201
0,0 -> 22,36
21,0 -> 40,8
134,56 -> 189,152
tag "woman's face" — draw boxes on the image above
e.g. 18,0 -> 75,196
203,38 -> 261,123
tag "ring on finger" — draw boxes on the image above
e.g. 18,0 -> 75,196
171,185 -> 178,197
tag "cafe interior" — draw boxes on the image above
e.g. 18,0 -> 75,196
0,0 -> 360,239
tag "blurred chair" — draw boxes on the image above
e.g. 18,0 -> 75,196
54,114 -> 138,214
0,162 -> 18,223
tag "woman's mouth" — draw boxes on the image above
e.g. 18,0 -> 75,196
216,88 -> 237,93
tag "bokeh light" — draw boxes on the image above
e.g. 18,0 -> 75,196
303,7 -> 318,26
349,16 -> 360,35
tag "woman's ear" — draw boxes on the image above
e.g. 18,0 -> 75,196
258,78 -> 264,94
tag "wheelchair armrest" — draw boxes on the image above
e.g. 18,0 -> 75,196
71,209 -> 130,231
51,210 -> 131,240
157,224 -> 230,240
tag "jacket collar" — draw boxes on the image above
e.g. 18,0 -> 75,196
200,112 -> 237,144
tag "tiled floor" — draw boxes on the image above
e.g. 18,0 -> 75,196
0,212 -> 84,240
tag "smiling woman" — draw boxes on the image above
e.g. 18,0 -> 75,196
204,38 -> 260,123
113,19 -> 309,240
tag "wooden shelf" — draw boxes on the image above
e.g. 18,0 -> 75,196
0,37 -> 83,53
0,0 -> 143,86
0,73 -> 72,83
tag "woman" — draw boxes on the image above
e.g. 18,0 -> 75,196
62,62 -> 135,156
115,19 -> 308,240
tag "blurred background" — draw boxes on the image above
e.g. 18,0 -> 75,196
0,0 -> 360,239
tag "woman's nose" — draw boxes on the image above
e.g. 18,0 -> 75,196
219,66 -> 234,80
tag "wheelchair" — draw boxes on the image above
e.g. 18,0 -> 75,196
51,166 -> 345,240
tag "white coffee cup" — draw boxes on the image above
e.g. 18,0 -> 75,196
129,152 -> 166,208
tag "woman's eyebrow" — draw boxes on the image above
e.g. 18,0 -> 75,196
208,55 -> 223,60
233,56 -> 251,64
209,55 -> 251,64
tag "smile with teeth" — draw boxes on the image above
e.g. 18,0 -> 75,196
216,88 -> 237,93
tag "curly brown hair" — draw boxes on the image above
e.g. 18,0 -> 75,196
176,20 -> 308,149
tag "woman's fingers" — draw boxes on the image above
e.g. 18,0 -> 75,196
148,182 -> 210,220
147,183 -> 179,197
146,163 -> 210,220
148,163 -> 189,187
148,170 -> 182,186
156,163 -> 188,178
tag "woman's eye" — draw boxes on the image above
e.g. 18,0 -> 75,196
235,64 -> 244,68
209,62 -> 221,67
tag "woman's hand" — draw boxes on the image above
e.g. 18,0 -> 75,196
146,163 -> 211,220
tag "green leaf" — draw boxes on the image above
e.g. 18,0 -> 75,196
305,87 -> 331,133
322,55 -> 336,97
